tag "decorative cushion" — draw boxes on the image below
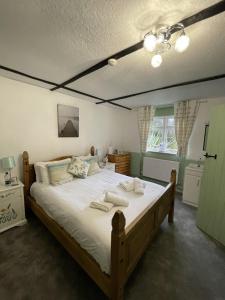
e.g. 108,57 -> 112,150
78,156 -> 101,176
47,161 -> 73,185
68,158 -> 89,178
35,158 -> 71,184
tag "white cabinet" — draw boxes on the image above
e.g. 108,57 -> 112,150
183,164 -> 204,207
0,182 -> 27,233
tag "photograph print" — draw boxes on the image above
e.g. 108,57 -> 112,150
57,104 -> 79,137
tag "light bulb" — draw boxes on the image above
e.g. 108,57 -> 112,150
175,34 -> 190,52
144,33 -> 157,52
151,54 -> 162,68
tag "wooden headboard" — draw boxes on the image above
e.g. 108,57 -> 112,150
22,148 -> 95,204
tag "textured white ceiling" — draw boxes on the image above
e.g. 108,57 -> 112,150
0,0 -> 224,108
68,14 -> 225,102
116,77 -> 225,107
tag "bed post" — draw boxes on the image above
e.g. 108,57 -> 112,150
111,210 -> 126,300
22,151 -> 30,208
168,169 -> 176,223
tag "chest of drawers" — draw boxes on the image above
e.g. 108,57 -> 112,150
0,182 -> 27,233
107,153 -> 131,176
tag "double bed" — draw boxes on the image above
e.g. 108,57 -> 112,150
22,151 -> 176,300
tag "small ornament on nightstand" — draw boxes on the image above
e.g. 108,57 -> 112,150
103,156 -> 108,164
90,146 -> 95,156
4,172 -> 10,185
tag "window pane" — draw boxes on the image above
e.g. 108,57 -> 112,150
167,117 -> 175,126
147,115 -> 177,153
166,127 -> 177,151
148,128 -> 163,151
152,117 -> 163,127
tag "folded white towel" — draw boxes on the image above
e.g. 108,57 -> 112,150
119,179 -> 134,192
105,191 -> 129,207
90,201 -> 114,212
134,177 -> 145,195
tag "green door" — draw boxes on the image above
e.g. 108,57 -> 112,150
197,104 -> 225,246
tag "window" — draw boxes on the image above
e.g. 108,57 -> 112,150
147,115 -> 177,154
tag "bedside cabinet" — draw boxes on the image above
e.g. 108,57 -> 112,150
107,153 -> 131,175
0,181 -> 27,233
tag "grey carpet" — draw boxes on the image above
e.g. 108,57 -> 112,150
0,195 -> 225,300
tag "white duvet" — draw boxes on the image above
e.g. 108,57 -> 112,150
30,169 -> 165,274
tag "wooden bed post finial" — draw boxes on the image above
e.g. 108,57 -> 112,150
168,169 -> 176,224
112,210 -> 126,235
170,169 -> 176,184
22,151 -> 30,205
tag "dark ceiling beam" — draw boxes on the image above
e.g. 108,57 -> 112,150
174,0 -> 225,29
50,41 -> 143,91
50,1 -> 225,92
95,74 -> 225,104
0,65 -> 131,110
0,64 -> 58,86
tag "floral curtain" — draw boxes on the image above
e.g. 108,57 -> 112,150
137,106 -> 155,153
174,100 -> 200,157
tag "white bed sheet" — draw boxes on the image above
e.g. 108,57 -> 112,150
30,169 -> 165,274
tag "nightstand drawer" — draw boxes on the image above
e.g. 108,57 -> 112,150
116,166 -> 129,173
116,161 -> 130,168
0,182 -> 26,233
108,153 -> 131,175
0,189 -> 21,202
0,196 -> 22,230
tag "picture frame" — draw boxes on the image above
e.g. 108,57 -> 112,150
57,104 -> 79,137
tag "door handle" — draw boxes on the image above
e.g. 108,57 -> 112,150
204,152 -> 217,159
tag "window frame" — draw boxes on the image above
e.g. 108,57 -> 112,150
147,115 -> 177,155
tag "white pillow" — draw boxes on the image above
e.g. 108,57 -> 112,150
35,158 -> 71,184
73,154 -> 91,161
87,161 -> 101,176
34,164 -> 42,182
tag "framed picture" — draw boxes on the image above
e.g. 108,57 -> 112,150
57,104 -> 79,137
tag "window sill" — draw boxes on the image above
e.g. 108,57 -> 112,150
146,150 -> 177,156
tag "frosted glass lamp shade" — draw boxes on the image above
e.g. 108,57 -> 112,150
175,34 -> 190,52
151,54 -> 162,68
144,33 -> 157,52
1,156 -> 16,170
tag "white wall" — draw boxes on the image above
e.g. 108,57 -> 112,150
0,76 -> 130,182
123,98 -> 225,159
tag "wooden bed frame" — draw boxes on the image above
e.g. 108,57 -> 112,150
22,151 -> 176,300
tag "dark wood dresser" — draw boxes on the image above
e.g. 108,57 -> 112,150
107,153 -> 131,176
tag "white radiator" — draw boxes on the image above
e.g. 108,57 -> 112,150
143,157 -> 179,183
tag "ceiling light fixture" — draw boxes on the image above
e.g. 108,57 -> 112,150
175,34 -> 190,53
151,54 -> 162,68
143,33 -> 157,52
143,23 -> 190,67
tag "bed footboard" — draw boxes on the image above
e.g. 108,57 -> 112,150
110,170 -> 176,300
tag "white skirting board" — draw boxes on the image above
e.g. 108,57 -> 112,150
143,157 -> 179,183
